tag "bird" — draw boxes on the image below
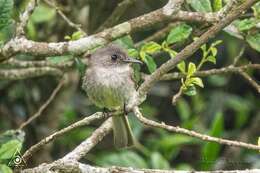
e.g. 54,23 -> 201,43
82,44 -> 142,148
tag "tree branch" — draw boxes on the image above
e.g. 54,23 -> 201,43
21,159 -> 260,173
0,67 -> 62,80
135,0 -> 258,106
133,107 -> 260,151
4,58 -> 73,69
238,70 -> 260,93
9,0 -> 260,172
43,0 -> 86,34
63,118 -> 113,161
22,112 -> 110,162
0,0 -> 220,61
16,0 -> 38,36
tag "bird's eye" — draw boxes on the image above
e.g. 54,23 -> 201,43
111,54 -> 118,61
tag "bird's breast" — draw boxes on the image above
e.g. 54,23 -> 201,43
82,66 -> 135,110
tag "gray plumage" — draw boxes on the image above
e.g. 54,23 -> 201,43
82,44 -> 142,148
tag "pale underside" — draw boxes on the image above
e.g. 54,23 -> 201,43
82,65 -> 136,110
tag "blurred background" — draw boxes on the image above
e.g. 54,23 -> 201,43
0,0 -> 259,171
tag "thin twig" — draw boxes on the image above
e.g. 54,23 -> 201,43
63,118 -> 113,161
159,64 -> 260,80
96,0 -> 136,32
18,77 -> 66,130
218,0 -> 240,19
172,88 -> 182,105
159,64 -> 260,93
133,106 -> 260,151
238,70 -> 260,93
44,0 -> 86,34
16,0 -> 38,36
233,46 -> 245,66
22,112 -> 110,162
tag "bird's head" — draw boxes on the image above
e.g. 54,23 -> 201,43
83,44 -> 142,68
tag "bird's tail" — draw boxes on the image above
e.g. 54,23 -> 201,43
112,114 -> 135,148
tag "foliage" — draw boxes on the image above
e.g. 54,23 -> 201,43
186,0 -> 212,12
0,0 -> 259,172
0,0 -> 13,31
179,40 -> 222,96
200,112 -> 223,170
225,2 -> 260,52
0,130 -> 24,172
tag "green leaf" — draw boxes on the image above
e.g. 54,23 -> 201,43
211,40 -> 222,47
127,48 -> 139,57
166,23 -> 192,44
225,95 -> 251,128
167,49 -> 178,58
140,50 -> 146,60
224,24 -> 244,39
156,134 -> 195,159
176,164 -> 193,171
233,18 -> 257,32
206,55 -> 216,64
252,2 -> 260,18
201,44 -> 207,52
208,75 -> 227,87
161,41 -> 168,49
114,35 -> 135,49
187,62 -> 196,77
74,57 -> 86,76
158,134 -> 194,148
201,112 -> 223,170
176,99 -> 191,122
190,77 -> 204,88
96,151 -> 148,168
0,140 -> 22,160
210,47 -> 217,56
30,4 -> 56,23
26,20 -> 37,39
246,33 -> 260,52
183,85 -> 197,96
0,164 -> 12,173
64,35 -> 71,40
213,0 -> 222,11
150,152 -> 170,169
162,41 -> 178,58
141,41 -> 161,54
187,0 -> 212,12
47,55 -> 73,64
71,31 -> 85,40
177,61 -> 186,74
143,54 -> 157,73
0,0 -> 13,30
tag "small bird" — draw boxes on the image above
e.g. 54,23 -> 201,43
82,44 -> 142,148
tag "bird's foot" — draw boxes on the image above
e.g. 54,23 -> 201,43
123,103 -> 128,116
102,108 -> 111,117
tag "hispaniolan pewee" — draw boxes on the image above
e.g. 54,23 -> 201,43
82,44 -> 142,148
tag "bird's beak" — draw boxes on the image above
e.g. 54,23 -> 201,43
123,57 -> 143,65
